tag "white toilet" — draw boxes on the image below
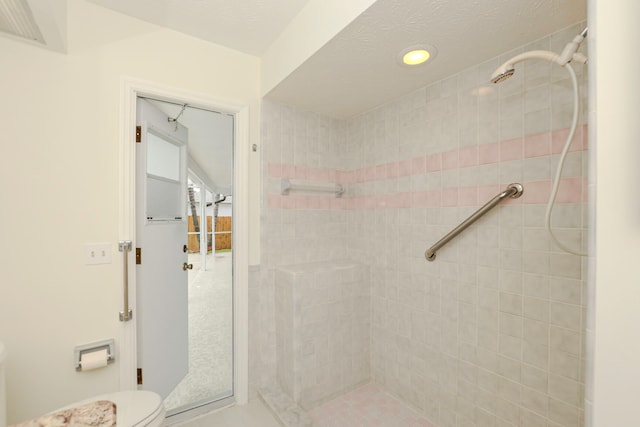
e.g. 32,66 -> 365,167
0,342 -> 165,427
54,390 -> 165,427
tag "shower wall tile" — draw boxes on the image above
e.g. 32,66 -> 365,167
258,21 -> 588,427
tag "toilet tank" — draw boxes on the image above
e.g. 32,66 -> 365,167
0,342 -> 6,427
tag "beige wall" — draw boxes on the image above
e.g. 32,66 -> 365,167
4,0 -> 639,425
0,0 -> 259,422
591,0 -> 640,426
261,0 -> 377,96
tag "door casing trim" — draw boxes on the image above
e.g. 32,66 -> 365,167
119,77 -> 249,406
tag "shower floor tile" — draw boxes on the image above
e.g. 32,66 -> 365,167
308,383 -> 437,427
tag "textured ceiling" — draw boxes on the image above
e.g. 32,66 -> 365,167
86,0 -> 311,55
76,0 -> 587,193
86,0 -> 586,119
265,0 -> 587,118
0,0 -> 585,198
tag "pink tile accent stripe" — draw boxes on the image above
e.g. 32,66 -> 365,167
500,137 -> 523,161
459,145 -> 478,167
524,180 -> 552,204
268,125 -> 588,183
412,156 -> 426,174
524,132 -> 551,158
270,177 -> 586,210
267,125 -> 588,210
441,150 -> 458,169
426,153 -> 441,171
478,142 -> 499,165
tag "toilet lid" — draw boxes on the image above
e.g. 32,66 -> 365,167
56,391 -> 164,426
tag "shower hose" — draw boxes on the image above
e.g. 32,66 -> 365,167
545,63 -> 587,257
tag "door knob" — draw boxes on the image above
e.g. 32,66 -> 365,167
182,262 -> 193,271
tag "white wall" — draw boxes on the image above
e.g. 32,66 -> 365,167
3,0 -> 632,424
0,0 -> 259,422
591,0 -> 640,426
261,0 -> 377,96
218,203 -> 233,218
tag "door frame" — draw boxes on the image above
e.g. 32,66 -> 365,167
118,77 -> 249,406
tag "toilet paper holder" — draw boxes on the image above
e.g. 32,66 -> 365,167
74,339 -> 115,371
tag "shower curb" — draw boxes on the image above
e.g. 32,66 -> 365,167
258,386 -> 314,427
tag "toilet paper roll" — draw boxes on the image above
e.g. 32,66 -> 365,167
79,349 -> 108,371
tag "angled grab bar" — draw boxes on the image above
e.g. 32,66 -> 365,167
425,183 -> 524,262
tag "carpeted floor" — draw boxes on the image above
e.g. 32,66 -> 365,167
163,251 -> 234,414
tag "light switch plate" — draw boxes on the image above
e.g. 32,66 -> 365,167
85,243 -> 112,265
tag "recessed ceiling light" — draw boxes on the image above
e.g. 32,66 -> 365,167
398,44 -> 437,67
404,49 -> 429,65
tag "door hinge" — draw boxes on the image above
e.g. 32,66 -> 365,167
136,248 -> 142,265
137,368 -> 143,385
136,126 -> 142,143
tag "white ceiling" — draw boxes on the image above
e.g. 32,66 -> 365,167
87,0 -> 587,119
86,0 -> 311,55
266,0 -> 588,118
80,0 -> 585,191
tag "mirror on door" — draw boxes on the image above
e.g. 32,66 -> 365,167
135,97 -> 235,417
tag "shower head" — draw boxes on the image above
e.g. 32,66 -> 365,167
491,68 -> 515,84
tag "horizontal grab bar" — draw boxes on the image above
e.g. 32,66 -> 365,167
425,183 -> 524,262
281,178 -> 344,197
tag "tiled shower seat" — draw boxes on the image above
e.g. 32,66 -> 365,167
275,260 -> 371,410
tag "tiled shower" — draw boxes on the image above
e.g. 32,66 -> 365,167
254,22 -> 589,427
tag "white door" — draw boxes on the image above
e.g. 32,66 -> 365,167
135,98 -> 189,399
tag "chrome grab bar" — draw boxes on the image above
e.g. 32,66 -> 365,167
281,178 -> 345,197
425,183 -> 524,262
119,240 -> 133,321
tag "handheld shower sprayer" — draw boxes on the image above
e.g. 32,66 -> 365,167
490,28 -> 588,84
491,50 -> 563,83
490,28 -> 589,257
